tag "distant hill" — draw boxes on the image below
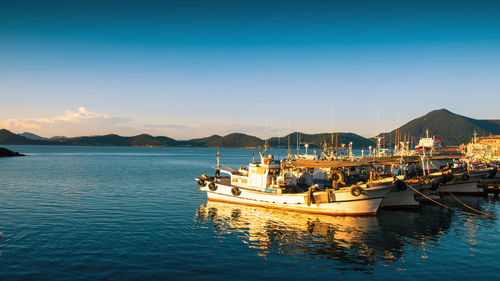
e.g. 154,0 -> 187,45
49,136 -> 68,140
186,135 -> 222,146
0,130 -> 179,147
267,132 -> 375,149
184,132 -> 374,148
377,109 -> 500,146
206,133 -> 263,148
4,109 -> 496,147
0,129 -> 50,145
61,134 -> 180,147
19,132 -> 48,140
185,133 -> 263,148
0,129 -> 375,148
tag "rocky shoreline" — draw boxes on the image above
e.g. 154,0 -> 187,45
0,147 -> 25,157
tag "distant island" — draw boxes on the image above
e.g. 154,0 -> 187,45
0,147 -> 25,157
1,109 -> 499,148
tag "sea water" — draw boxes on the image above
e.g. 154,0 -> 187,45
0,146 -> 498,280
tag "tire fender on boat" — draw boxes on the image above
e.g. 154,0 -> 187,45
461,174 -> 469,181
351,186 -> 362,197
197,179 -> 205,187
231,187 -> 241,196
208,182 -> 217,191
394,180 -> 407,191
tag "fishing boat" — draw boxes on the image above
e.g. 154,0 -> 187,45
436,165 -> 496,195
195,153 -> 393,216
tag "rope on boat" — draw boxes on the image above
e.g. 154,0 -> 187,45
406,183 -> 490,217
447,191 -> 494,217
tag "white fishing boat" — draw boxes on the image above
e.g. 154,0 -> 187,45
196,153 -> 393,216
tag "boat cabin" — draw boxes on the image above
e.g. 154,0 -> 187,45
229,154 -> 281,191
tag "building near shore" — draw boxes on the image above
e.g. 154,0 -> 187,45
466,135 -> 500,161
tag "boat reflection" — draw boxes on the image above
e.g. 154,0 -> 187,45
194,200 -> 458,269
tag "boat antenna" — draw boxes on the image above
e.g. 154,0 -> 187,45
264,117 -> 269,154
296,129 -> 300,154
287,122 -> 291,157
331,104 -> 334,146
277,132 -> 280,158
216,149 -> 221,168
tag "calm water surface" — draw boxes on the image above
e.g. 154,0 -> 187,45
0,146 -> 498,280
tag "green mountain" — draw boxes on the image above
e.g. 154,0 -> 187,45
0,129 -> 50,145
61,134 -> 179,147
4,109 -> 495,147
196,133 -> 263,148
0,130 -> 180,147
19,132 -> 48,140
377,109 -> 500,146
184,132 -> 374,148
0,129 -> 375,148
267,132 -> 375,149
186,135 -> 222,146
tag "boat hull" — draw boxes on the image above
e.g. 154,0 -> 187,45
437,180 -> 484,195
199,181 -> 391,216
380,183 -> 419,208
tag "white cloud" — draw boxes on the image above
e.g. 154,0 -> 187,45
0,107 -> 124,137
0,107 -> 111,130
0,107 -> 208,139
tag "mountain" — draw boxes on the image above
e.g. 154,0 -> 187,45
186,132 -> 374,148
0,130 -> 180,147
186,135 -> 222,146
188,133 -> 263,148
377,109 -> 500,146
209,133 -> 264,148
61,134 -> 180,147
0,129 -> 375,148
19,132 -> 48,140
49,136 -> 68,140
267,132 -> 375,149
5,109 -> 495,147
0,129 -> 50,145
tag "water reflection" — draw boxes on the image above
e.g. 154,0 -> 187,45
194,200 -> 462,270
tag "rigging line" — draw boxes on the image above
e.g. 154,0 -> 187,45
406,183 -> 488,217
448,191 -> 494,217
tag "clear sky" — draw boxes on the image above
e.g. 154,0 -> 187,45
1,0 -> 499,139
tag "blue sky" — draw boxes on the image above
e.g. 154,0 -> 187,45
1,0 -> 499,139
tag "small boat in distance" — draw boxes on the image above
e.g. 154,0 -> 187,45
195,151 -> 394,216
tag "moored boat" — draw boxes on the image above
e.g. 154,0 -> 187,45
196,153 -> 394,216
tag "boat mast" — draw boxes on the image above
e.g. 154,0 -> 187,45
287,121 -> 291,158
296,129 -> 300,154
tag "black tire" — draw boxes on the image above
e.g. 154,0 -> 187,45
461,174 -> 469,181
431,181 -> 440,191
231,187 -> 241,196
488,169 -> 497,179
208,182 -> 217,191
351,186 -> 362,197
197,179 -> 205,187
395,180 -> 407,191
